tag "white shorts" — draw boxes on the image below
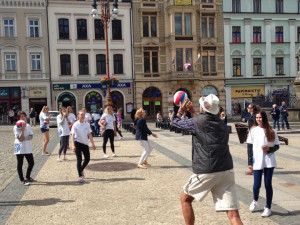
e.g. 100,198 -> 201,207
183,169 -> 239,211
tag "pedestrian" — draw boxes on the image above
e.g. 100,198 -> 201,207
172,94 -> 243,225
14,111 -> 35,186
82,107 -> 92,124
67,106 -> 76,128
270,104 -> 280,131
99,107 -> 103,117
113,109 -> 123,139
56,107 -> 70,161
29,108 -> 37,127
279,101 -> 290,130
9,108 -> 15,125
156,111 -> 163,123
39,106 -> 52,156
92,110 -> 101,136
134,108 -> 158,169
71,110 -> 96,183
131,108 -> 136,122
247,111 -> 280,217
117,109 -> 122,129
245,103 -> 261,175
99,106 -> 117,158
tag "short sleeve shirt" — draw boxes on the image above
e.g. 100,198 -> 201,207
247,126 -> 280,170
68,113 -> 77,124
39,112 -> 49,129
101,114 -> 115,130
71,121 -> 92,145
14,124 -> 33,154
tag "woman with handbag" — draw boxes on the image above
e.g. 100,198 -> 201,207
247,111 -> 280,217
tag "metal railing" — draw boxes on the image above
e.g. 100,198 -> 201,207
252,94 -> 300,108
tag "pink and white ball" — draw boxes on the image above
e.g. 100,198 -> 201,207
16,120 -> 26,129
173,91 -> 188,106
184,63 -> 192,72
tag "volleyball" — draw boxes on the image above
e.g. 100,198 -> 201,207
16,120 -> 25,129
184,63 -> 192,72
173,91 -> 188,106
100,119 -> 107,126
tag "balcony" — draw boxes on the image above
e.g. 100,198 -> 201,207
0,73 -> 49,80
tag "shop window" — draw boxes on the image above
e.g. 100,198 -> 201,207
58,18 -> 69,39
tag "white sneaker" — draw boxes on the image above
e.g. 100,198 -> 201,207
104,154 -> 109,158
249,200 -> 258,212
261,207 -> 271,217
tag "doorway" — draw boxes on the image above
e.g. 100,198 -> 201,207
142,87 -> 162,119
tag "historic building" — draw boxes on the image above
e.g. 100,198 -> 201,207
48,0 -> 133,118
223,0 -> 300,118
0,0 -> 51,122
132,0 -> 225,118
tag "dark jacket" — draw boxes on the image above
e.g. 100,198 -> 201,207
270,108 -> 280,120
279,106 -> 288,117
135,118 -> 152,141
248,113 -> 255,129
192,113 -> 233,174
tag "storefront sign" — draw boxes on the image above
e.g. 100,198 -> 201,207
174,0 -> 191,5
0,88 -> 9,98
201,86 -> 218,96
29,87 -> 46,98
53,83 -> 131,90
231,87 -> 264,98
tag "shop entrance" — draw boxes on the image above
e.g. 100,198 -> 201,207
142,87 -> 162,119
57,92 -> 77,113
29,98 -> 47,122
111,91 -> 124,118
85,91 -> 102,113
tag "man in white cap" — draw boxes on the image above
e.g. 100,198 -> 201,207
172,94 -> 243,225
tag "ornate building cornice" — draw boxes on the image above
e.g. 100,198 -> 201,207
0,0 -> 46,9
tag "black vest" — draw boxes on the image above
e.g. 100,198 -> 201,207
192,113 -> 233,174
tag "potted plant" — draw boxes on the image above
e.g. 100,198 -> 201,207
100,76 -> 119,86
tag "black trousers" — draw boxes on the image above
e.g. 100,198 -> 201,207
74,142 -> 90,177
102,129 -> 115,154
16,154 -> 34,181
58,135 -> 69,155
116,126 -> 123,137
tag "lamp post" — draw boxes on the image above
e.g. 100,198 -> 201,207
92,0 -> 119,107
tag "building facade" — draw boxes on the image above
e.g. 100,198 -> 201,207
223,0 -> 300,118
0,0 -> 51,122
132,0 -> 225,118
48,0 -> 133,118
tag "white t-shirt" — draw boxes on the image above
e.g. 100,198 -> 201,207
14,124 -> 33,154
57,114 -> 71,137
85,112 -> 92,123
39,112 -> 49,129
71,120 -> 92,145
68,113 -> 77,124
92,113 -> 101,121
247,126 -> 280,170
101,113 -> 115,130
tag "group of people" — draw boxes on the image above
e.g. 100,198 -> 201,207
270,101 -> 290,130
13,94 -> 282,223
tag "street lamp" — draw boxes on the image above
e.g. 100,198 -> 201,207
92,0 -> 119,107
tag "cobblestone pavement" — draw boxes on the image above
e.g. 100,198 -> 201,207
0,125 -> 56,192
1,123 -> 300,225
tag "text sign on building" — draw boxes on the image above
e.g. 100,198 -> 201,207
29,87 -> 47,98
231,87 -> 265,98
0,88 -> 9,98
174,0 -> 191,5
53,83 -> 131,90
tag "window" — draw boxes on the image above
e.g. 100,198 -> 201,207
94,19 -> 104,40
276,0 -> 283,13
297,27 -> 300,42
201,18 -> 207,38
31,54 -> 41,71
276,57 -> 284,75
275,27 -> 283,43
78,54 -> 89,75
233,58 -> 241,76
58,19 -> 69,39
253,0 -> 261,13
4,19 -> 14,37
201,0 -> 213,2
112,20 -> 122,40
298,0 -> 300,13
253,26 -> 261,43
232,26 -> 241,43
175,13 -> 192,36
77,19 -> 87,40
96,54 -> 106,74
113,54 -> 123,74
201,16 -> 214,38
5,54 -> 16,71
144,51 -> 158,73
202,51 -> 215,73
29,20 -> 39,37
209,18 -> 214,38
60,54 -> 71,75
176,49 -> 183,71
232,0 -> 241,12
253,58 -> 262,75
143,15 -> 157,37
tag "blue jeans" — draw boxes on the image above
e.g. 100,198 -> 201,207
253,167 -> 274,209
94,119 -> 100,136
272,119 -> 280,130
281,115 -> 290,129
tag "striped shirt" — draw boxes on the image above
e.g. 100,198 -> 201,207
172,117 -> 195,134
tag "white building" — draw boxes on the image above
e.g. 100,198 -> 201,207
48,0 -> 133,118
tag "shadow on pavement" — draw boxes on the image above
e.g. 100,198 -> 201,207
0,198 -> 74,207
272,210 -> 300,216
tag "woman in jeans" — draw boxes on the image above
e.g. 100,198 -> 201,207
135,108 -> 157,169
39,106 -> 52,156
14,111 -> 35,186
99,106 -> 117,158
56,107 -> 70,161
247,111 -> 280,217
